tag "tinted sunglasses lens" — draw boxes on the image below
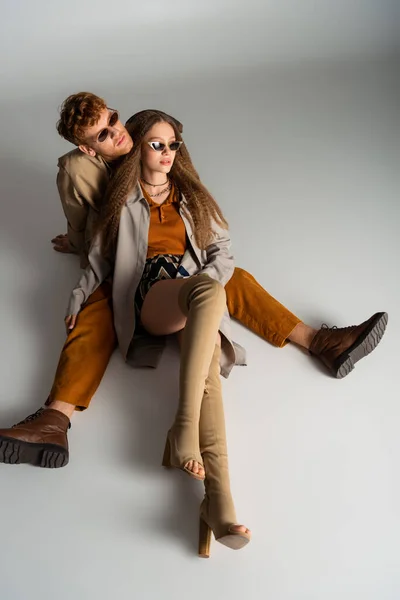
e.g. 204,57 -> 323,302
169,142 -> 181,151
149,142 -> 165,151
97,128 -> 108,143
109,111 -> 119,126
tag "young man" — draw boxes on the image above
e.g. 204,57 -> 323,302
0,93 -> 388,469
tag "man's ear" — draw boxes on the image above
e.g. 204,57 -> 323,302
78,144 -> 96,157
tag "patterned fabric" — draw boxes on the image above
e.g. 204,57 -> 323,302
67,181 -> 243,379
134,254 -> 184,319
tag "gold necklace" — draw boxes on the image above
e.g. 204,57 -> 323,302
147,181 -> 172,198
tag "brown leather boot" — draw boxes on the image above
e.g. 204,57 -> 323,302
0,408 -> 70,468
310,312 -> 388,378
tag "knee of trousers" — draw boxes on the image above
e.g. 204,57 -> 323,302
178,274 -> 226,316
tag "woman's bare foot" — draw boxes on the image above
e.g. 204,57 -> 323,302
229,524 -> 251,536
185,460 -> 205,479
162,432 -> 205,480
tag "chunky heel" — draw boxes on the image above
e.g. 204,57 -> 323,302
198,516 -> 212,558
198,508 -> 251,557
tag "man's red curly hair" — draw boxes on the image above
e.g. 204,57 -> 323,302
56,92 -> 107,145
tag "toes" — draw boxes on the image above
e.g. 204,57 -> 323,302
195,462 -> 205,477
230,525 -> 250,535
185,460 -> 199,474
184,460 -> 205,477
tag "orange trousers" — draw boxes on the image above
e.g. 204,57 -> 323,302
48,268 -> 301,411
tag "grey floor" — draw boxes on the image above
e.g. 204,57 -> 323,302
0,2 -> 399,599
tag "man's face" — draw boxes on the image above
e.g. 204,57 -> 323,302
79,108 -> 133,161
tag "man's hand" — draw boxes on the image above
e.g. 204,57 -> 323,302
51,233 -> 74,254
65,315 -> 78,333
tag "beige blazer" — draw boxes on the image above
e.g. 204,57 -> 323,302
57,149 -> 110,266
67,182 -> 246,378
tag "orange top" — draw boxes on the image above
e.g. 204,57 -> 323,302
141,182 -> 187,259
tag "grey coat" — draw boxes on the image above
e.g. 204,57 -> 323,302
67,183 -> 246,378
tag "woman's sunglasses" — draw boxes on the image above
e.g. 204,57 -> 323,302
96,110 -> 120,143
147,141 -> 184,152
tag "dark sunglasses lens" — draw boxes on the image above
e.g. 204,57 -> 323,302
169,142 -> 181,151
150,142 -> 165,151
98,128 -> 108,143
109,111 -> 119,126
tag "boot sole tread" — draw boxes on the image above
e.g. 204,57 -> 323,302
334,312 -> 388,379
0,437 -> 69,468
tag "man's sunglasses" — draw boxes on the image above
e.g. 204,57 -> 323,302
97,110 -> 120,143
146,141 -> 184,152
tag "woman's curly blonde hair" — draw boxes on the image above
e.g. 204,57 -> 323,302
96,109 -> 228,258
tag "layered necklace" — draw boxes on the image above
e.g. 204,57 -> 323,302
141,177 -> 172,198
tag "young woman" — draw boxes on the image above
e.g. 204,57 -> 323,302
66,109 -> 251,557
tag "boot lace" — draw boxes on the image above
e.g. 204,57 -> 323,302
13,408 -> 45,428
13,407 -> 71,430
321,323 -> 355,332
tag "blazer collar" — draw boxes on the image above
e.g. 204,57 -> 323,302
126,182 -> 145,205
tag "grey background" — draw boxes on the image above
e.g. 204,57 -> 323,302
0,1 -> 399,598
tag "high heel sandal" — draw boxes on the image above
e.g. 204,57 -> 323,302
197,345 -> 251,557
162,430 -> 205,481
160,276 -> 226,484
198,510 -> 251,558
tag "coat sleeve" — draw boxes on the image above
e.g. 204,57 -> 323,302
66,234 -> 112,316
57,164 -> 88,258
200,224 -> 234,287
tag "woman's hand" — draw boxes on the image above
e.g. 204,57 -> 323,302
65,314 -> 78,334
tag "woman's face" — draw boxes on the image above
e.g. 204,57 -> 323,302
141,121 -> 178,175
